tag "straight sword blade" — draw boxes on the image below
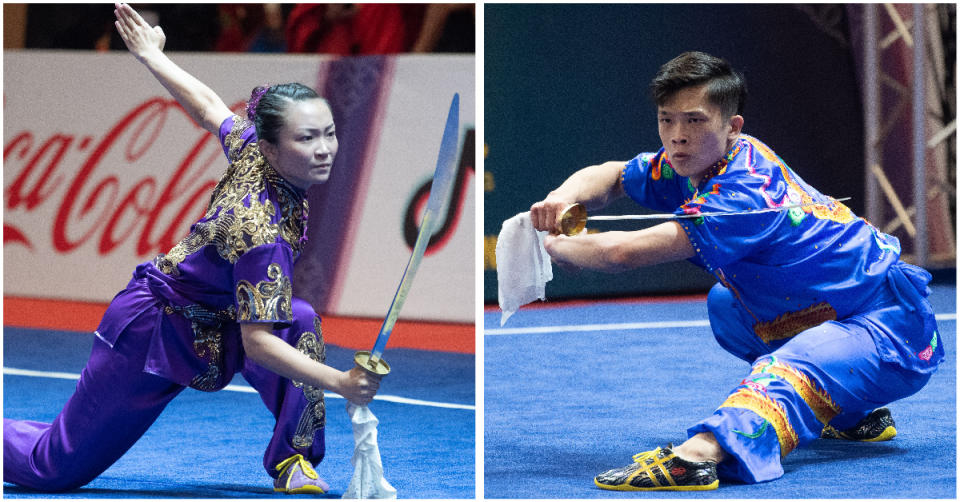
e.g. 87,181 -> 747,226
368,94 -> 460,364
588,197 -> 852,221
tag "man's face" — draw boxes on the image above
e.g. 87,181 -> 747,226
657,84 -> 741,185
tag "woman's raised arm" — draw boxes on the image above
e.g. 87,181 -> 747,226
114,3 -> 233,135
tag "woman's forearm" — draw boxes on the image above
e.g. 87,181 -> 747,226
138,49 -> 230,134
241,323 -> 344,390
115,3 -> 230,134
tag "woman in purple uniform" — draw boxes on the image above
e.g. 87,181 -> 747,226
4,3 -> 378,494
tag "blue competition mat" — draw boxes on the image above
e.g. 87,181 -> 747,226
484,284 -> 956,498
3,327 -> 475,499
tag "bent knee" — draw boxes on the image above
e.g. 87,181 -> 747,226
282,296 -> 322,337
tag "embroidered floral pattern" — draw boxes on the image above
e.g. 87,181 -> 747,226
163,303 -> 236,392
236,263 -> 292,322
918,332 -> 939,361
154,117 -> 307,275
719,387 -> 799,457
650,155 -> 675,181
676,140 -> 743,223
743,135 -> 855,225
751,358 -> 841,425
752,302 -> 837,343
292,317 -> 327,448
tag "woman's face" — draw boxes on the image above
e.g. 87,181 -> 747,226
265,98 -> 338,190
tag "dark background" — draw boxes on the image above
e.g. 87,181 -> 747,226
484,4 -> 867,302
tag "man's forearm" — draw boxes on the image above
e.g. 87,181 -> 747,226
547,161 -> 626,210
544,222 -> 695,272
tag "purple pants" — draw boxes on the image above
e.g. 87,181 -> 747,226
3,297 -> 325,491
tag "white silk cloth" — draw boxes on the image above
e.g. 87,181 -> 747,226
495,212 -> 553,326
342,403 -> 397,499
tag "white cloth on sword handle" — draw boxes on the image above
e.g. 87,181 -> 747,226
496,211 -> 553,326
342,402 -> 397,499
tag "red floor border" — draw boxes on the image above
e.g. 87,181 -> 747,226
4,296 -> 475,354
483,292 -> 709,313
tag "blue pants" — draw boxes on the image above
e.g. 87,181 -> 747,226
689,263 -> 941,483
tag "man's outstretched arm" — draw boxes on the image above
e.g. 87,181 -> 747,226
543,221 -> 695,272
530,161 -> 627,233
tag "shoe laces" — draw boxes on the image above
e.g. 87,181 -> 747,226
632,447 -> 664,464
276,453 -> 319,480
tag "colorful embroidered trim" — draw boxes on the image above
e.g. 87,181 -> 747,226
733,419 -> 770,439
751,359 -> 841,425
677,140 -> 744,216
752,302 -> 837,343
918,331 -> 939,361
650,155 -> 676,181
719,387 -> 799,457
743,135 -> 855,225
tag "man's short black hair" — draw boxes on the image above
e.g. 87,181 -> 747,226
650,51 -> 747,118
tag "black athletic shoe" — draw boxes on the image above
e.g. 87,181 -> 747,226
594,445 -> 719,491
821,407 -> 897,442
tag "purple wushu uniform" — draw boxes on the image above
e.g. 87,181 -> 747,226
4,115 -> 328,491
620,134 -> 944,484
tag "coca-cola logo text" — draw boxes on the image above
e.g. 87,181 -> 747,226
4,97 -> 238,257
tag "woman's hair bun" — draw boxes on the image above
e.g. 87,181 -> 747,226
246,85 -> 272,121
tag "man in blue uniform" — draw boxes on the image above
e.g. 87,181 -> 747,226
529,51 -> 943,490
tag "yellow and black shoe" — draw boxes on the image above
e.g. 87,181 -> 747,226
594,445 -> 719,491
822,408 -> 897,442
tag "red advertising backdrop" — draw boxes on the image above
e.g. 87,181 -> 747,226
4,52 -> 475,353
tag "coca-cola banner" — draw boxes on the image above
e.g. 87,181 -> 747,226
4,51 -> 474,323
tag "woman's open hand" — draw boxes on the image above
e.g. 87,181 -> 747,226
114,3 -> 165,61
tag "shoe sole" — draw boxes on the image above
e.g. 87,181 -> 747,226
274,486 -> 326,495
824,425 -> 897,442
857,425 -> 897,442
594,478 -> 719,491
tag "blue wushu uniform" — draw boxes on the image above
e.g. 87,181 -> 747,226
620,134 -> 944,483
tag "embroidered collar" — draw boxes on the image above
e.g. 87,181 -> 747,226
261,158 -> 308,199
698,138 -> 744,187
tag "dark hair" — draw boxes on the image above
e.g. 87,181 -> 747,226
650,51 -> 747,118
247,82 -> 324,143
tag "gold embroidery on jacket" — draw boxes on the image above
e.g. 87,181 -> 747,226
224,117 -> 254,161
236,263 -> 292,322
154,117 -> 307,275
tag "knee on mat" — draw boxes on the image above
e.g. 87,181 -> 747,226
28,470 -> 99,493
